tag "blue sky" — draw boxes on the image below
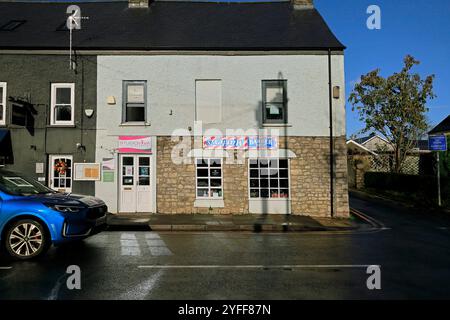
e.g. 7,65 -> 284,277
314,0 -> 450,136
19,0 -> 450,136
212,0 -> 450,136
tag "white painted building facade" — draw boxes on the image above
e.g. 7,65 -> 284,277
94,53 -> 347,215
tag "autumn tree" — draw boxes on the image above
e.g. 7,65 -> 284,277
349,55 -> 435,173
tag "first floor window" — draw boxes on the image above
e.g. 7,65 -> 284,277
262,80 -> 288,124
249,158 -> 290,199
196,158 -> 223,199
195,80 -> 222,124
123,80 -> 147,123
51,83 -> 75,125
0,82 -> 6,125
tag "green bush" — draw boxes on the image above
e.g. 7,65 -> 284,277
364,172 -> 449,207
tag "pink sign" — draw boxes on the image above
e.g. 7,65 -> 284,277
118,136 -> 152,154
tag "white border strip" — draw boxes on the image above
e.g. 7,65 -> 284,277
138,265 -> 379,269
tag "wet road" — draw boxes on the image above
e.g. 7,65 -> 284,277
1,194 -> 450,299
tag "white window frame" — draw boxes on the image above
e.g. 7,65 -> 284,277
248,158 -> 291,200
0,82 -> 6,126
122,80 -> 147,124
195,158 -> 223,199
50,83 -> 75,126
49,155 -> 73,193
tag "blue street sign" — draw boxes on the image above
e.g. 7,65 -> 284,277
429,135 -> 447,151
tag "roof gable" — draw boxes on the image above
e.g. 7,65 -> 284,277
429,115 -> 450,135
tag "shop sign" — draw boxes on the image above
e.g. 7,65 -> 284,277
118,136 -> 152,154
203,136 -> 278,150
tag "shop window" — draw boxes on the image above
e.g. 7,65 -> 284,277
50,83 -> 75,126
0,82 -> 6,125
249,159 -> 289,199
196,158 -> 223,199
262,80 -> 287,124
123,80 -> 147,123
195,80 -> 222,124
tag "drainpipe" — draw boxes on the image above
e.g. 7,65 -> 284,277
328,48 -> 335,218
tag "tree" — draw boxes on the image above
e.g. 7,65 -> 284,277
349,55 -> 435,173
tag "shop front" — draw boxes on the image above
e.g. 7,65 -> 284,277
96,135 -> 157,214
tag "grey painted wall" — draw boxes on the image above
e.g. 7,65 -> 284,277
0,54 -> 97,195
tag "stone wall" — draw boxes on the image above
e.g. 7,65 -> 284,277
156,136 -> 349,217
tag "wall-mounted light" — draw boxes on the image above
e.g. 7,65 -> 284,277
333,86 -> 340,99
76,143 -> 86,151
107,96 -> 116,105
84,109 -> 94,118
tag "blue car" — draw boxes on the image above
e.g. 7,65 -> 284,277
0,169 -> 107,259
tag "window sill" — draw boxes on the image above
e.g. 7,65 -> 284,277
194,199 -> 225,208
120,122 -> 151,127
262,123 -> 292,128
47,124 -> 76,128
249,198 -> 291,201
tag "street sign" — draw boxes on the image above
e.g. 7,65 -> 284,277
428,135 -> 447,151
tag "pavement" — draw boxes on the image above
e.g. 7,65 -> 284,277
2,193 -> 450,299
106,212 -> 363,232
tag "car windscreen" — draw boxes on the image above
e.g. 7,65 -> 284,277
0,171 -> 55,196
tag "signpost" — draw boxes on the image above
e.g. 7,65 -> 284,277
428,135 -> 448,207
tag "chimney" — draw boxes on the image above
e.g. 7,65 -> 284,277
292,0 -> 314,10
128,0 -> 149,8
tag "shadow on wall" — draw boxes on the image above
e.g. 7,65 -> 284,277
8,96 -> 38,136
252,71 -> 291,230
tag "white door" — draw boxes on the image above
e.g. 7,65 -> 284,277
119,154 -> 152,213
49,155 -> 73,193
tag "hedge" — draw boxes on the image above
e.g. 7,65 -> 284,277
364,172 -> 449,206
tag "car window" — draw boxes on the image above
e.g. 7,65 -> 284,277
0,171 -> 55,196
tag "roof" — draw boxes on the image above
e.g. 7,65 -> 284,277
429,115 -> 450,135
351,134 -> 430,152
354,134 -> 389,146
0,0 -> 345,51
346,140 -> 378,156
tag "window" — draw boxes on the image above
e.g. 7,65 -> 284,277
0,20 -> 26,31
50,155 -> 73,193
123,81 -> 147,123
0,82 -> 6,125
50,83 -> 75,126
249,159 -> 290,199
195,80 -> 222,124
262,80 -> 287,124
196,158 -> 223,199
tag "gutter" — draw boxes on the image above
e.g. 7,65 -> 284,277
328,48 -> 334,218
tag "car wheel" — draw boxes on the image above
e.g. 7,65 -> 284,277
5,219 -> 49,260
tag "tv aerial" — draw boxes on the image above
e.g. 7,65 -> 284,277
66,5 -> 89,70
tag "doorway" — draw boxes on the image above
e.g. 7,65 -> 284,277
49,155 -> 73,193
119,154 -> 152,213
